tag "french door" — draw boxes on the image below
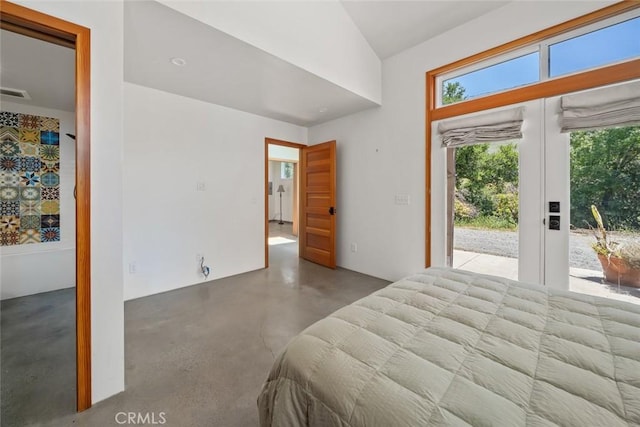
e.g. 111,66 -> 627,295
545,86 -> 640,298
434,83 -> 639,297
432,100 -> 545,285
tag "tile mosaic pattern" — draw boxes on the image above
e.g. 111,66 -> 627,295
0,111 -> 60,245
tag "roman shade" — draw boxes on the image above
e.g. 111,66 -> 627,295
438,106 -> 524,147
560,80 -> 640,132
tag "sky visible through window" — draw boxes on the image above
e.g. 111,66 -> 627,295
443,16 -> 640,103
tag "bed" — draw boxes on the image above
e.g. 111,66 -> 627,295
257,267 -> 640,426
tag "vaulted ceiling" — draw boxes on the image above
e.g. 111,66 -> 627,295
1,1 -> 510,124
341,1 -> 508,59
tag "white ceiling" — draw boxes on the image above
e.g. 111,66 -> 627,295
0,1 -> 511,124
124,1 -> 378,127
341,1 -> 509,59
0,29 -> 75,112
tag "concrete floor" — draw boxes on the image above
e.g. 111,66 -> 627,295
1,241 -> 388,427
1,287 -> 77,426
453,249 -> 640,305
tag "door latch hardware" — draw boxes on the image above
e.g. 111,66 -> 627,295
549,215 -> 560,230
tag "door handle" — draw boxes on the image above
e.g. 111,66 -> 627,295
329,206 -> 336,215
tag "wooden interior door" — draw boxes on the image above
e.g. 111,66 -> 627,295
300,140 -> 336,268
292,163 -> 299,236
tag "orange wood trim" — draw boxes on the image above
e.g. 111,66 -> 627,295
265,137 -> 307,149
432,59 -> 640,121
0,0 -> 81,44
75,24 -> 91,413
1,0 -> 92,412
264,138 -> 306,268
429,1 -> 639,77
0,20 -> 75,48
424,1 -> 640,269
425,73 -> 433,267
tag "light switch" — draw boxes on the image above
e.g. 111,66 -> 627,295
395,194 -> 410,205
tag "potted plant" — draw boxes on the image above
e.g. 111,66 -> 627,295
590,205 -> 640,288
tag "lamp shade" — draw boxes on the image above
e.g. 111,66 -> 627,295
277,185 -> 285,193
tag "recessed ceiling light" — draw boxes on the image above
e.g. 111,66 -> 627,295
170,57 -> 187,67
319,107 -> 328,113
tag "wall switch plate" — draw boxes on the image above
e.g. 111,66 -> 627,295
395,194 -> 410,205
128,262 -> 137,274
350,243 -> 357,253
196,181 -> 206,191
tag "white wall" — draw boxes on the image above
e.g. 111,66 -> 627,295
13,0 -> 125,404
309,1 -> 611,282
268,144 -> 299,162
0,102 -> 75,300
158,0 -> 381,104
123,82 -> 307,301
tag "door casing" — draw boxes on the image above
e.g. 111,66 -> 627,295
0,0 -> 92,411
425,2 -> 640,268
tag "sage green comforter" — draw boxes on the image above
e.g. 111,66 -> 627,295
258,267 -> 640,426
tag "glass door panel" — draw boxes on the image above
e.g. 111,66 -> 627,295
545,95 -> 640,304
432,100 -> 543,284
450,141 -> 520,281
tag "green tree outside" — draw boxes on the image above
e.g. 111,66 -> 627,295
570,127 -> 640,230
442,81 -> 640,232
443,81 -> 520,229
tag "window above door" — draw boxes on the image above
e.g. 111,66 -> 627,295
437,9 -> 640,107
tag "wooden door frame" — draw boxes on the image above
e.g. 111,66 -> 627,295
264,138 -> 305,268
425,1 -> 640,268
1,1 -> 92,411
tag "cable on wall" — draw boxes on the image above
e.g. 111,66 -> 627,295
200,257 -> 210,279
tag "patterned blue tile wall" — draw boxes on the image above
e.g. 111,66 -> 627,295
0,111 -> 61,245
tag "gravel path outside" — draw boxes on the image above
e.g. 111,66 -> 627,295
454,228 -> 602,270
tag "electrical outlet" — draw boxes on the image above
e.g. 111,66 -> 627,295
196,181 -> 206,191
350,243 -> 357,253
128,262 -> 137,274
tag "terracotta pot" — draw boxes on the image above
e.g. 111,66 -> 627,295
597,254 -> 640,288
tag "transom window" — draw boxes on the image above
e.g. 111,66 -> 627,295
438,11 -> 640,107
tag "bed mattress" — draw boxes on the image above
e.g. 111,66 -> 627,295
258,267 -> 640,426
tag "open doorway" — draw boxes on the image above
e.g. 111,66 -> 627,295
0,28 -> 78,423
1,1 -> 92,414
264,138 -> 305,267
